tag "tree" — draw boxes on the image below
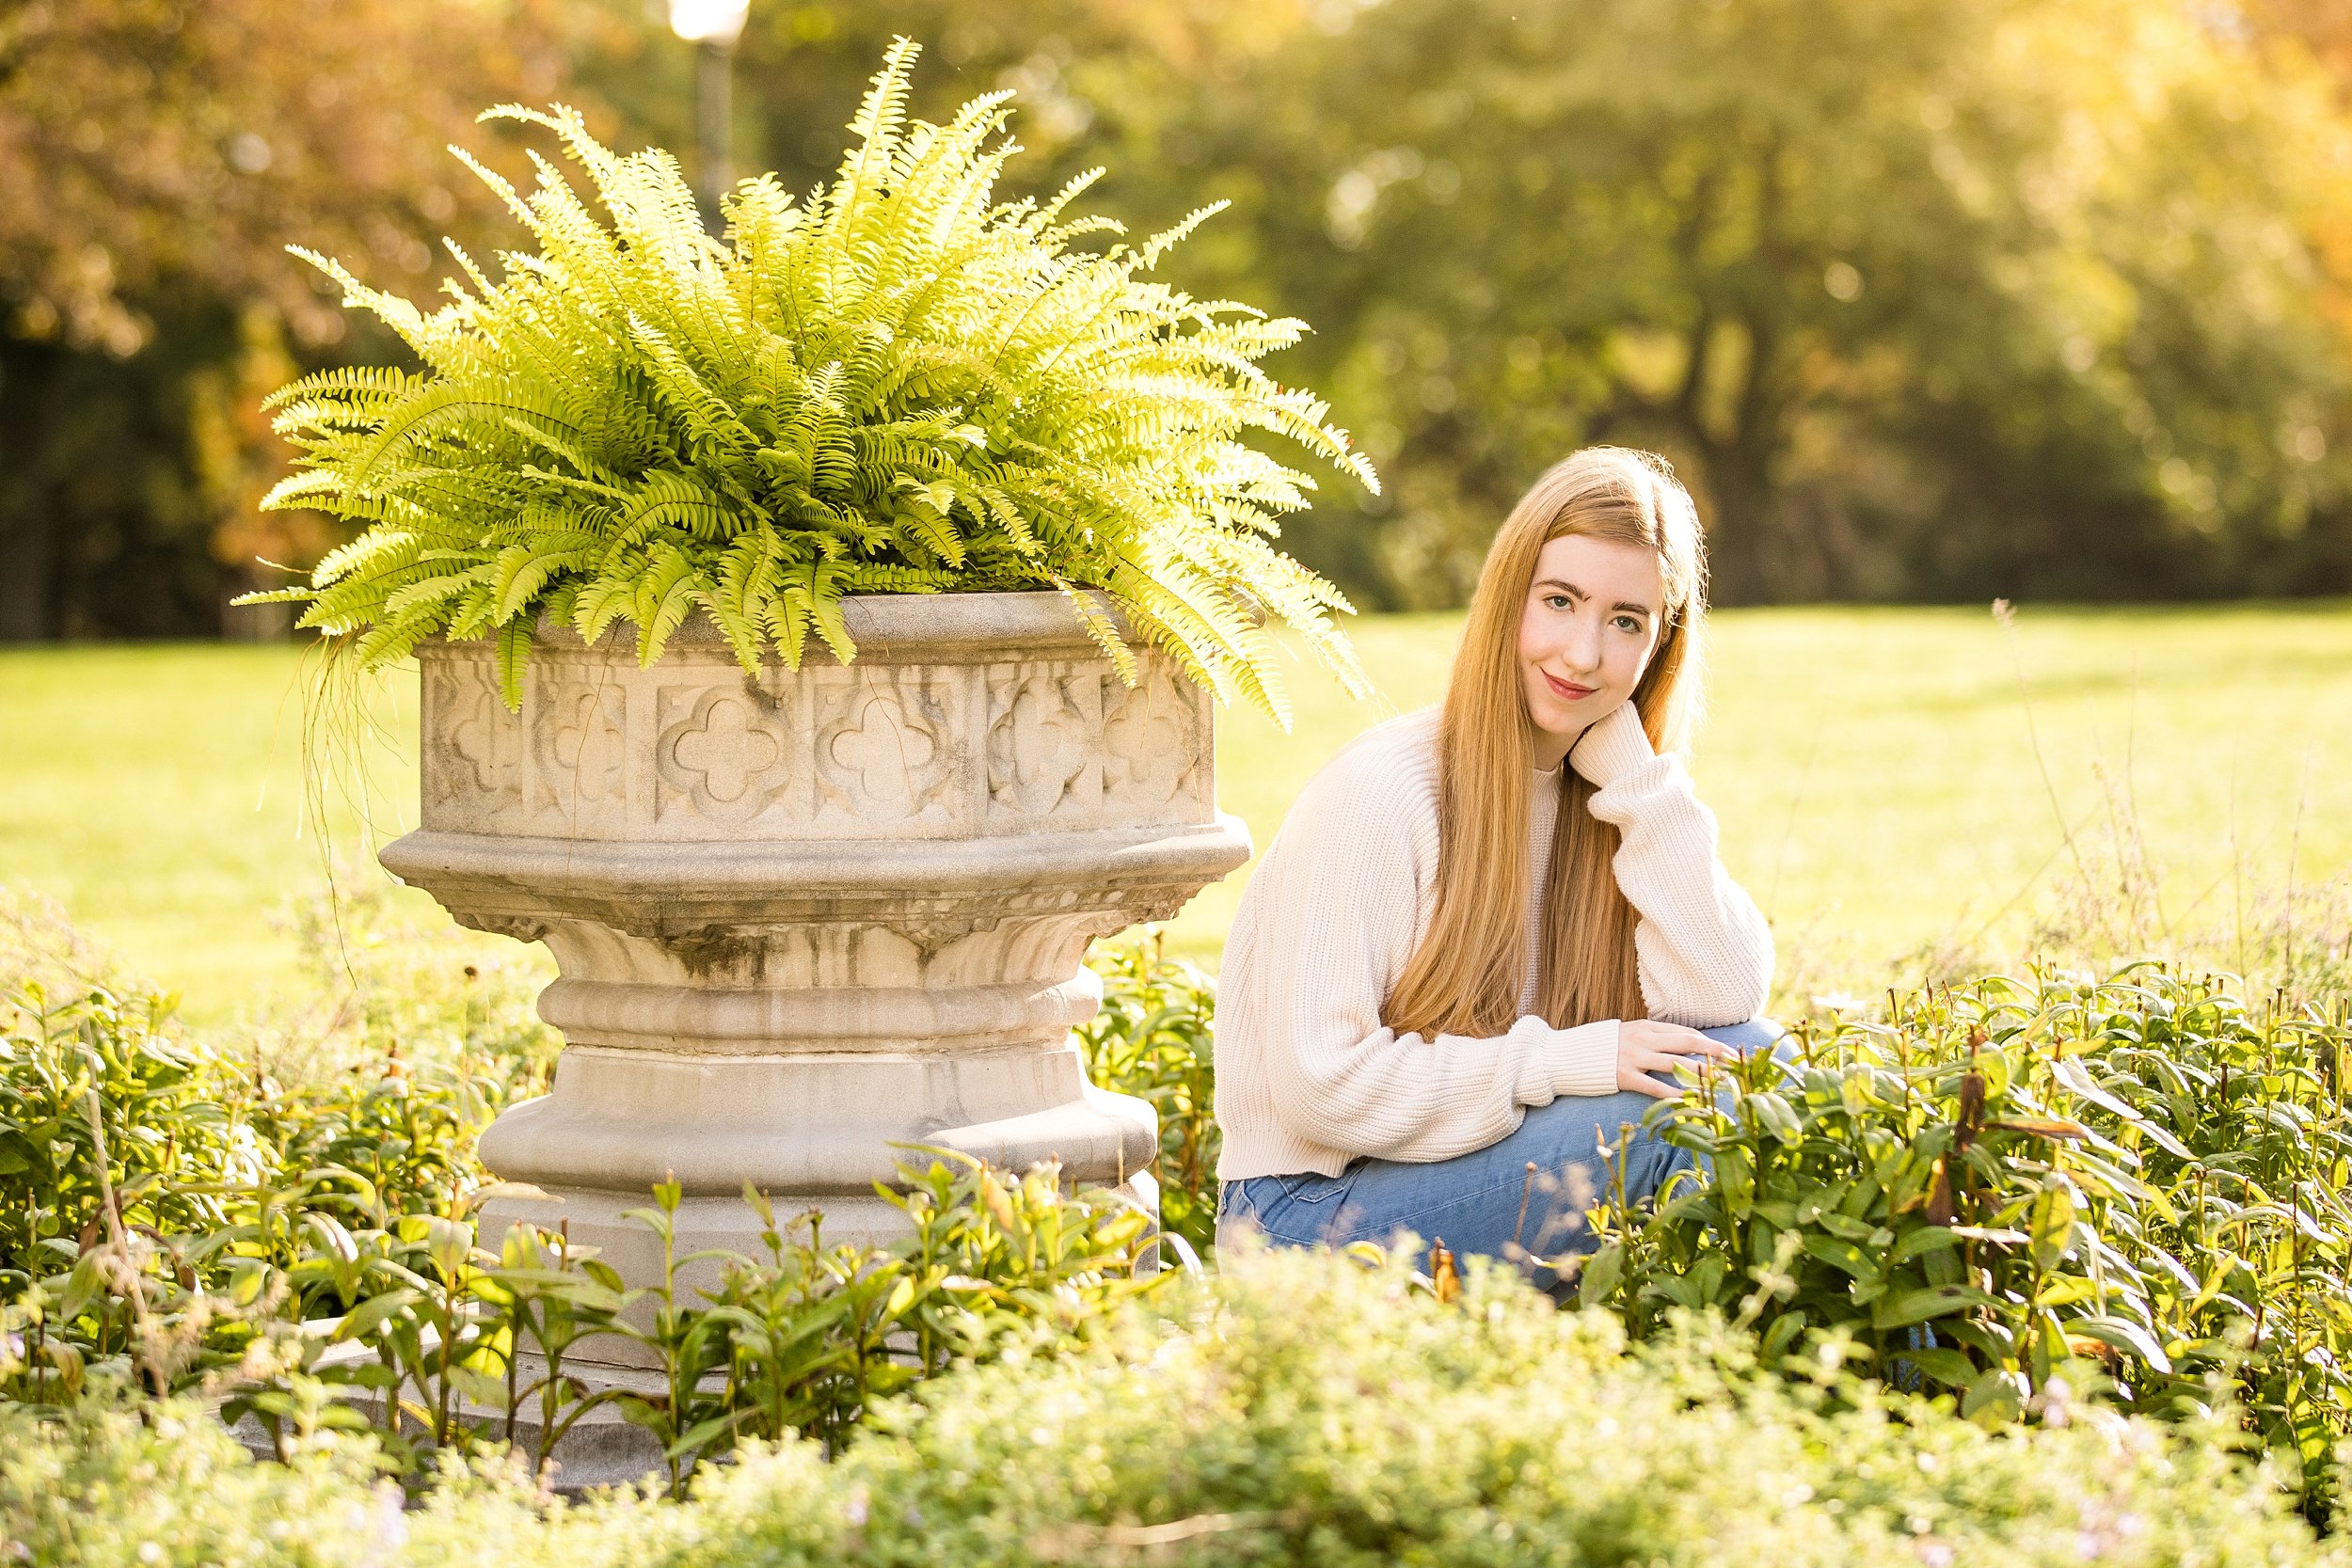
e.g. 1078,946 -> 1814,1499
1129,0 -> 2352,606
0,0 -> 584,638
2247,0 -> 2352,85
13,0 -> 2349,629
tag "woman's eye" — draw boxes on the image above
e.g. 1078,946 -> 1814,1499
1613,614 -> 1643,632
1546,594 -> 1571,610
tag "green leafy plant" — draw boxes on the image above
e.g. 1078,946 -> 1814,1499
17,1253 -> 2350,1568
0,907 -> 1174,1482
1580,966 -> 2352,1518
1077,931 -> 1220,1255
243,39 -> 1376,723
26,886 -> 2352,1520
0,980 -> 252,1296
609,1151 -> 1161,1496
0,911 -> 558,1459
0,971 -> 1160,1489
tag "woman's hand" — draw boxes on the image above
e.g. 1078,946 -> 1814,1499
1616,1019 -> 1738,1099
1567,700 -> 1656,788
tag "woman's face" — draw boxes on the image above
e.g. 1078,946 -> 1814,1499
1516,531 -> 1666,767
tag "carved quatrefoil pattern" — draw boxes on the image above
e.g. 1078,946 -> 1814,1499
422,661 -> 522,814
981,662 -> 1203,824
657,688 -> 792,822
1102,671 -> 1196,809
532,683 -> 627,829
817,685 -> 954,823
421,646 -> 1207,842
987,672 -> 1091,816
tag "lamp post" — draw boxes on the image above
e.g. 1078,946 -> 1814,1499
668,0 -> 750,230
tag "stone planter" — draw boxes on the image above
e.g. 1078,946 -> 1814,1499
382,591 -> 1248,1326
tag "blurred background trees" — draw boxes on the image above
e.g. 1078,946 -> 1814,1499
0,0 -> 588,638
8,0 -> 2351,634
1155,0 -> 2352,606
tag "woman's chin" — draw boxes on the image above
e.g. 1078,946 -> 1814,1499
1528,694 -> 1597,740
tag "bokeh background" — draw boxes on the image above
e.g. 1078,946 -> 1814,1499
4,0 -> 2349,1018
9,0 -> 2352,635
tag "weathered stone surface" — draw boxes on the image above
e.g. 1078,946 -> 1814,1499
383,592 -> 1248,1368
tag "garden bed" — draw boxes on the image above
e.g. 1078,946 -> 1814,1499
8,889 -> 2352,1554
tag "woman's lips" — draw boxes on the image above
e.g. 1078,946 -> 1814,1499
1543,671 -> 1597,701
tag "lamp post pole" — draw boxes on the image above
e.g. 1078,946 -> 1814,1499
668,0 -> 750,231
694,35 -> 734,223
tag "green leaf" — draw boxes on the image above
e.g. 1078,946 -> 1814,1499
495,618 -> 532,711
332,1290 -> 421,1342
2066,1315 -> 2173,1374
1871,1284 -> 1995,1331
2028,1184 -> 2076,1275
1962,1368 -> 2024,1424
664,1411 -> 745,1461
2048,1055 -> 2145,1127
1894,1347 -> 1979,1388
1579,1243 -> 1625,1309
1758,1310 -> 1809,1361
1749,1092 -> 1803,1143
1890,1227 -> 1964,1263
1802,1234 -> 1877,1282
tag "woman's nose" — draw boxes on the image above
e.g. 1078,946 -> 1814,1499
1562,617 -> 1603,673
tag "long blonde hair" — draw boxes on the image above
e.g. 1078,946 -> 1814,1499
1383,448 -> 1710,1038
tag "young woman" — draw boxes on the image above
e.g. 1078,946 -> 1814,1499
1213,447 -> 1778,1282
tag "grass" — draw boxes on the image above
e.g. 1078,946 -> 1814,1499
0,642 -> 442,1022
2,602 -> 2348,1023
1173,600 -> 2352,989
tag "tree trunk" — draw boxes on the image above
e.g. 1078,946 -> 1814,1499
1696,438 -> 1776,607
1689,307 -> 1788,607
0,339 -> 57,640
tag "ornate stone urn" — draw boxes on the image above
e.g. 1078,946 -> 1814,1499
382,591 -> 1248,1304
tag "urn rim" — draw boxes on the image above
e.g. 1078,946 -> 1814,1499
418,588 -> 1139,664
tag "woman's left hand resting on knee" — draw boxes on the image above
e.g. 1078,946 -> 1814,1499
1616,1019 -> 1739,1099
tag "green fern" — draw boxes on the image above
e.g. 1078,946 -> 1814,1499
244,38 -> 1378,724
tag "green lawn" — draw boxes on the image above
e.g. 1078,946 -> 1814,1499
1170,602 -> 2352,986
4,603 -> 2349,1024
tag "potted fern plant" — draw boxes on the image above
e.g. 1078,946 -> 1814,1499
243,40 -> 1375,1310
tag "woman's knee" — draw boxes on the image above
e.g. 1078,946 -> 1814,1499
1517,1089 -> 1656,1169
1511,1093 -> 1685,1206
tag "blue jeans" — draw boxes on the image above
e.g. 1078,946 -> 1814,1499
1217,1018 -> 1787,1291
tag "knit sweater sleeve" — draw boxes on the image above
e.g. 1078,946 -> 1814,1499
1218,732 -> 1621,1166
1569,702 -> 1775,1028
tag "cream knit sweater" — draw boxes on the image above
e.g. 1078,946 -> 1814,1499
1213,701 -> 1774,1181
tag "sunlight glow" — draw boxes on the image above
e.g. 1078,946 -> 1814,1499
667,0 -> 749,47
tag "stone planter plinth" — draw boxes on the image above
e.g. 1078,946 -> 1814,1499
381,593 -> 1248,1348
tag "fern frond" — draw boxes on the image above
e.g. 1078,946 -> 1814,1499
633,545 -> 704,666
494,617 -> 533,709
229,584 -> 319,607
803,564 -> 857,667
251,43 -> 1375,727
1052,577 -> 1138,687
761,585 -> 815,672
612,470 -> 739,546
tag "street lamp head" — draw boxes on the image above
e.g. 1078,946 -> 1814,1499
668,0 -> 749,47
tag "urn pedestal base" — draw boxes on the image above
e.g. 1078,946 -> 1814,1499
389,594 -> 1248,1337
472,1040 -> 1159,1198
